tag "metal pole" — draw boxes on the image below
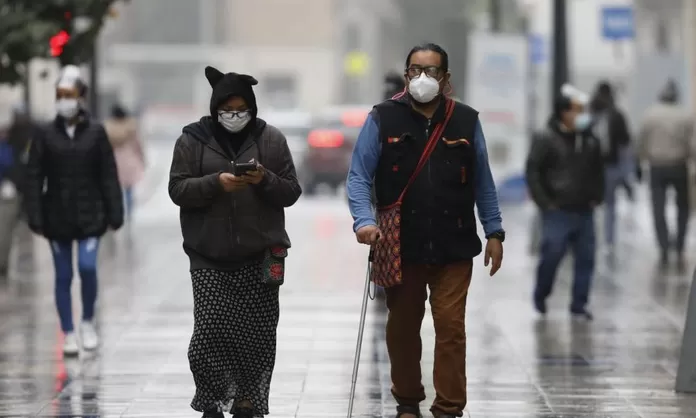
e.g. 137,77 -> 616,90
347,261 -> 371,418
23,71 -> 31,119
491,0 -> 503,32
687,0 -> 696,112
520,11 -> 535,137
676,268 -> 696,392
199,0 -> 214,44
89,43 -> 99,119
551,0 -> 569,98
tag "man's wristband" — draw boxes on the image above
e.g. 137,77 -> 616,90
486,230 -> 505,242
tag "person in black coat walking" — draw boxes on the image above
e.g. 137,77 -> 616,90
0,103 -> 38,278
169,66 -> 301,418
25,65 -> 124,356
526,91 -> 604,320
589,81 -> 633,258
383,71 -> 406,100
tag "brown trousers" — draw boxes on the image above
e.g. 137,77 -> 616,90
385,260 -> 473,417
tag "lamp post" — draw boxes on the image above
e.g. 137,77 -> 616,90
491,0 -> 503,32
89,44 -> 99,119
552,0 -> 569,99
70,16 -> 100,119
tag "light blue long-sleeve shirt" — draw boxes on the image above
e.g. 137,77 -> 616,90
346,113 -> 503,236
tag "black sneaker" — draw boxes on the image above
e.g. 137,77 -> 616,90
232,406 -> 254,418
533,296 -> 547,315
395,405 -> 422,417
202,410 -> 224,418
660,251 -> 669,267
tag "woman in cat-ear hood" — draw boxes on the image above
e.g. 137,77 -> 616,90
169,65 -> 302,418
205,66 -> 259,120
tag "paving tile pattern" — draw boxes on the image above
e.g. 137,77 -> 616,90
1,194 -> 696,417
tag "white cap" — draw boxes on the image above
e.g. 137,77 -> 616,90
57,65 -> 83,89
561,83 -> 589,106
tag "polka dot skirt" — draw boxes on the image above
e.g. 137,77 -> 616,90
188,264 -> 280,416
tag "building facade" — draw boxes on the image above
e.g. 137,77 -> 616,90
100,0 -> 410,115
632,0 -> 691,127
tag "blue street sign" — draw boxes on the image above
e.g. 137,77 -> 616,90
529,34 -> 545,64
602,6 -> 635,40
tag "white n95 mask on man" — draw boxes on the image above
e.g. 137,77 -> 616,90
408,73 -> 440,103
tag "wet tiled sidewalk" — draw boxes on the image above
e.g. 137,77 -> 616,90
1,194 -> 696,417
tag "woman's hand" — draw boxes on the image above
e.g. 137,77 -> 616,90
241,165 -> 266,185
218,172 -> 248,192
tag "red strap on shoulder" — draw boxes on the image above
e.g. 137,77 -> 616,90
396,99 -> 456,204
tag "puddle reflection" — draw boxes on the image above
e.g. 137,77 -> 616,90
51,355 -> 101,417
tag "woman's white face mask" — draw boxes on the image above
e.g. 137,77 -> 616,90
218,111 -> 252,133
56,98 -> 80,119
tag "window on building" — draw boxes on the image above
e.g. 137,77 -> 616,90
136,63 -> 197,107
656,19 -> 670,52
213,0 -> 229,44
261,75 -> 297,109
127,0 -> 226,44
345,24 -> 360,51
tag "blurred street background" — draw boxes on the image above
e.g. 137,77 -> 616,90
2,0 -> 696,417
3,0 -> 696,195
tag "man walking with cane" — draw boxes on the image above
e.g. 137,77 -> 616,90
347,43 -> 505,418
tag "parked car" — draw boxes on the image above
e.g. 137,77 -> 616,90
302,105 -> 371,195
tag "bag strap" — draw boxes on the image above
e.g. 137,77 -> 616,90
396,99 -> 456,204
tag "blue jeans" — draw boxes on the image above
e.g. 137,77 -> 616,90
50,238 -> 100,333
124,187 -> 134,220
534,209 -> 595,312
603,164 -> 623,246
604,148 -> 635,246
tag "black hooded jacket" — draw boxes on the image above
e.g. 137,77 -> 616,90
25,112 -> 124,240
589,92 -> 631,165
526,119 -> 605,211
4,115 -> 38,195
383,73 -> 406,100
168,67 -> 302,271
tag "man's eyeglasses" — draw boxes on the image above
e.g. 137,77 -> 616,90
406,66 -> 442,79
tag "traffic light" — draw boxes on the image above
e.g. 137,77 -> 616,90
49,30 -> 71,57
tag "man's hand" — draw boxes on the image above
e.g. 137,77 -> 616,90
241,165 -> 265,185
635,163 -> 643,183
219,172 -> 248,192
484,238 -> 503,276
28,222 -> 43,237
355,225 -> 381,245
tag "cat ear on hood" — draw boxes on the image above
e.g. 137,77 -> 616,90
205,66 -> 225,87
239,74 -> 258,86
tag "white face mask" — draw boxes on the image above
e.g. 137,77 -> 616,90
218,111 -> 251,133
574,112 -> 592,131
56,98 -> 80,119
408,73 -> 441,103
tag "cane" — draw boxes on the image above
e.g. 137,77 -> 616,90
347,248 -> 374,418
